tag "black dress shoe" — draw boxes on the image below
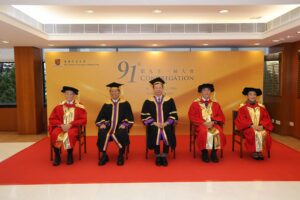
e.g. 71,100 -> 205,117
252,152 -> 260,160
99,154 -> 109,166
211,150 -> 219,163
161,156 -> 168,167
53,147 -> 61,166
201,149 -> 210,163
53,156 -> 61,166
258,153 -> 265,160
155,156 -> 162,166
117,155 -> 124,166
66,149 -> 74,165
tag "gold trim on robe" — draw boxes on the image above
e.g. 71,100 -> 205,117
103,100 -> 123,151
199,101 -> 221,150
247,106 -> 267,152
154,98 -> 169,146
55,105 -> 75,150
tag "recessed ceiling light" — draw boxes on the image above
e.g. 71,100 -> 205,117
2,40 -> 9,44
219,10 -> 229,14
153,9 -> 162,14
254,43 -> 260,46
250,16 -> 262,20
297,31 -> 300,34
48,44 -> 55,46
273,40 -> 280,42
85,10 -> 94,14
202,43 -> 209,46
287,35 -> 294,38
100,44 -> 106,46
152,44 -> 158,47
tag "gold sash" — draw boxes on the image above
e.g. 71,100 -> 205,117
247,106 -> 266,152
55,105 -> 75,149
199,102 -> 221,149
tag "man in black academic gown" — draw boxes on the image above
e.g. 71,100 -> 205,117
95,82 -> 134,166
141,77 -> 178,167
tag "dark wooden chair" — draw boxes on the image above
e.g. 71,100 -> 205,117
232,110 -> 270,158
50,125 -> 87,161
145,124 -> 176,159
190,121 -> 223,159
97,127 -> 130,161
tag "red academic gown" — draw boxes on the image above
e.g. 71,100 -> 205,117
188,98 -> 226,150
49,101 -> 87,148
235,102 -> 273,152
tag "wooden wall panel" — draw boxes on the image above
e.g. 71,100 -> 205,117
266,41 -> 300,139
0,108 -> 17,131
14,47 -> 45,134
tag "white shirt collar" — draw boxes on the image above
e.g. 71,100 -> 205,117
202,97 -> 210,101
67,100 -> 74,104
112,98 -> 119,103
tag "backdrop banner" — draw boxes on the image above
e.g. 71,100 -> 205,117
46,51 -> 264,135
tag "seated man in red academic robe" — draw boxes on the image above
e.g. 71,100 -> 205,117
188,83 -> 226,163
49,86 -> 87,166
235,87 -> 273,160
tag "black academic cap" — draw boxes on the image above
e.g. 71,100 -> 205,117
149,77 -> 165,85
242,87 -> 262,96
61,86 -> 79,95
106,82 -> 123,88
198,83 -> 215,93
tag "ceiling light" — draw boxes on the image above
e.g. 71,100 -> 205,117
48,44 -> 55,46
287,35 -> 294,38
153,9 -> 162,14
2,40 -> 9,44
297,31 -> 300,34
85,10 -> 94,14
219,10 -> 229,14
254,43 -> 260,46
273,40 -> 280,42
249,16 -> 262,20
202,43 -> 209,46
152,44 -> 158,47
100,44 -> 106,46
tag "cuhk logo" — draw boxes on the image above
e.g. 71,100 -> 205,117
55,59 -> 61,66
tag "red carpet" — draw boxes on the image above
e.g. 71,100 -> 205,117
1,135 -> 300,185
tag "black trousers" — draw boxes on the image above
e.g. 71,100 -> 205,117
154,142 -> 169,155
97,128 -> 129,152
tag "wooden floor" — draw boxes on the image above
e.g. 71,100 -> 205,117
0,131 -> 47,142
0,131 -> 299,152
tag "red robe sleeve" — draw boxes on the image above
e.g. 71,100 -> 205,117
70,107 -> 87,127
188,102 -> 203,124
49,105 -> 63,127
235,106 -> 252,131
259,106 -> 273,132
211,102 -> 225,124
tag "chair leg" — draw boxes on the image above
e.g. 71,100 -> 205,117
79,138 -> 82,160
84,135 -> 87,153
173,148 -> 176,159
50,142 -> 53,161
189,132 -> 192,152
232,134 -> 235,152
193,135 -> 196,158
126,145 -> 129,160
145,148 -> 148,159
220,149 -> 223,158
240,136 -> 243,158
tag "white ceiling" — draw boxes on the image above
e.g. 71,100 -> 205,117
12,5 -> 299,24
1,0 -> 300,5
0,1 -> 300,48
